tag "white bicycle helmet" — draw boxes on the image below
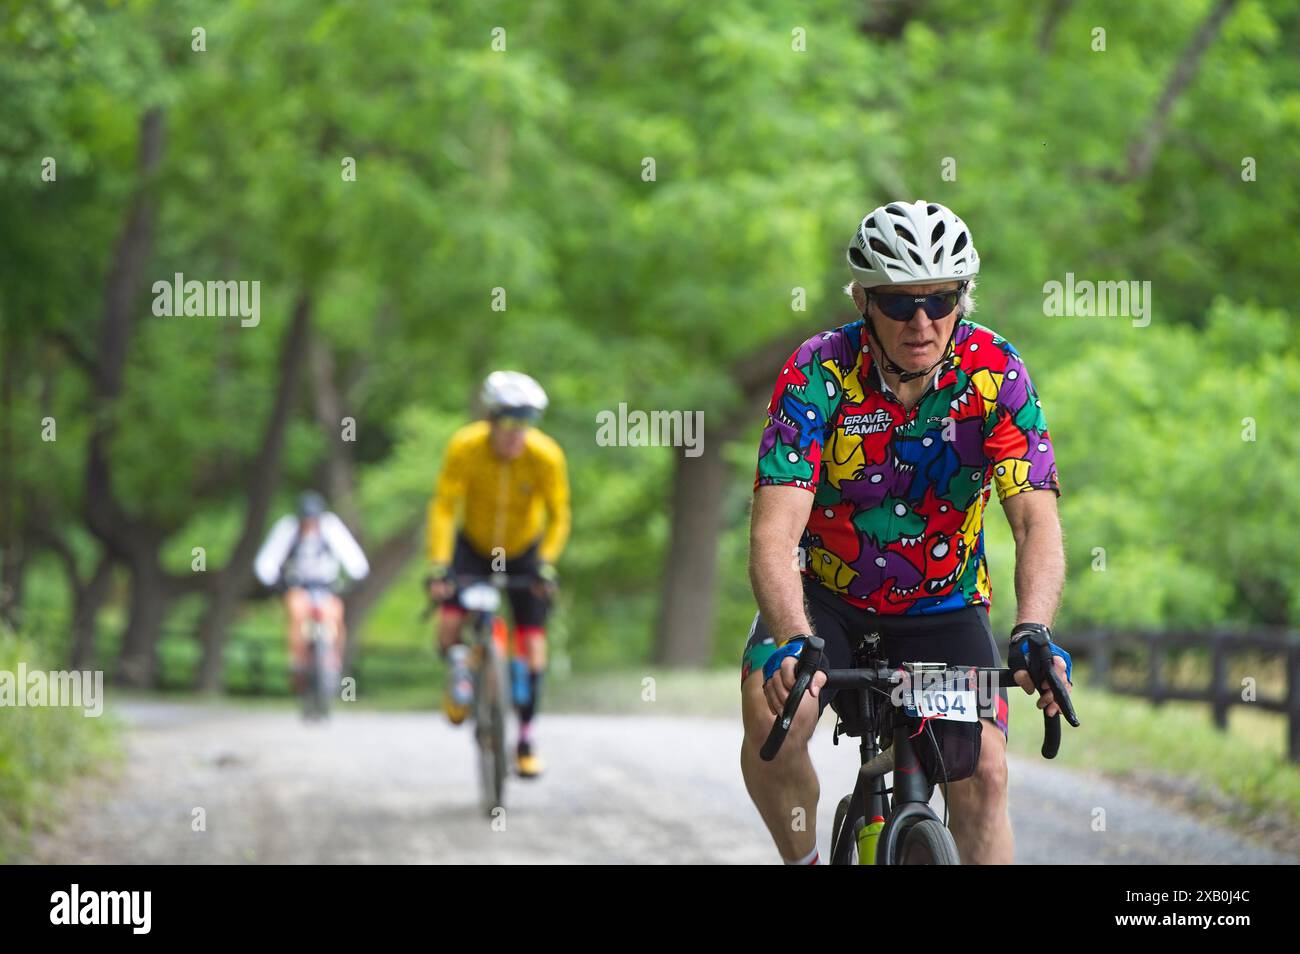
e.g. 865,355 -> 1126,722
481,370 -> 549,420
847,200 -> 979,288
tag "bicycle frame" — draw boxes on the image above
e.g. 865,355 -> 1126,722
299,585 -> 341,648
450,573 -> 536,816
298,585 -> 341,719
825,643 -> 946,863
827,680 -> 949,862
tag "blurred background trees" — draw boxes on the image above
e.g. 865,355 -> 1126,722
2,0 -> 1298,686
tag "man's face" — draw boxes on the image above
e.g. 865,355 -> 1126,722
857,281 -> 962,374
490,418 -> 529,459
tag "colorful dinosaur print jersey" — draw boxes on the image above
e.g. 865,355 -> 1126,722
754,318 -> 1061,615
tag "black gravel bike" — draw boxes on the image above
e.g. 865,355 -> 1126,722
761,629 -> 1078,865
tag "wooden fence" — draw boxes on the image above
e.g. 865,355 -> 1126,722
1068,628 -> 1300,763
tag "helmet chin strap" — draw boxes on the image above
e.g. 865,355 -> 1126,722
862,310 -> 957,385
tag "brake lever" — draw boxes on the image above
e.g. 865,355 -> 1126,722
759,635 -> 826,762
1022,631 -> 1080,760
1044,664 -> 1079,728
1035,654 -> 1079,761
760,667 -> 813,762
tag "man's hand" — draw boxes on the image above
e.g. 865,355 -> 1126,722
1013,657 -> 1072,719
532,562 -> 558,599
1008,622 -> 1074,720
763,654 -> 828,717
425,569 -> 453,603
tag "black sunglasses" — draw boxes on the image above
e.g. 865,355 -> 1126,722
868,283 -> 966,322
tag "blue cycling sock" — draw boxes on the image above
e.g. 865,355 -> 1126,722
517,671 -> 543,725
510,659 -> 531,707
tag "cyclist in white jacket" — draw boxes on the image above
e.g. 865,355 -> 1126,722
254,491 -> 370,687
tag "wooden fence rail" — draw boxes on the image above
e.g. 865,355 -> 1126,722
1068,628 -> 1300,763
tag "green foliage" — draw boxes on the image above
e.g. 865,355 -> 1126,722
3,0 -> 1300,684
1048,299 -> 1300,629
0,625 -> 120,861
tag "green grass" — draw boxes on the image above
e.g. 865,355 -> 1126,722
350,665 -> 740,717
0,628 -> 122,863
532,667 -> 740,718
1004,662 -> 1300,840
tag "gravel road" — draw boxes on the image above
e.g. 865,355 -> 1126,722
30,700 -> 1298,864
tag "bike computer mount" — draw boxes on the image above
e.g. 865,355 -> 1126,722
833,631 -> 889,746
458,582 -> 502,614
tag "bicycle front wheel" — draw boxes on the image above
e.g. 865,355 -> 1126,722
475,644 -> 508,817
893,818 -> 960,865
303,634 -> 325,720
314,637 -> 338,719
830,795 -> 862,865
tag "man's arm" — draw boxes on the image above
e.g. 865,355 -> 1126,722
320,512 -> 370,581
1002,488 -> 1065,627
253,515 -> 298,587
748,485 -> 816,640
538,450 -> 570,565
426,443 -> 465,566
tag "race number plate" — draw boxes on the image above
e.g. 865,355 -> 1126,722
903,686 -> 978,722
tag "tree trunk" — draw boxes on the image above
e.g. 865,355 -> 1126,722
0,550 -> 24,632
70,556 -> 115,670
194,296 -> 314,691
117,549 -> 170,687
81,107 -> 173,685
652,445 -> 733,667
1107,0 -> 1239,182
0,328 -> 19,629
193,578 -> 254,693
307,330 -> 360,528
306,323 -> 414,676
342,523 -> 422,674
860,0 -> 928,39
1037,0 -> 1074,52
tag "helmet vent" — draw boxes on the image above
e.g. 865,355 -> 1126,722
951,231 -> 968,255
894,225 -> 917,246
885,205 -> 904,217
869,237 -> 895,258
849,246 -> 870,267
907,247 -> 923,267
927,203 -> 940,214
930,221 -> 945,244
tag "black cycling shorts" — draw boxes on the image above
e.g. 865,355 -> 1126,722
741,580 -> 1009,740
441,535 -> 551,629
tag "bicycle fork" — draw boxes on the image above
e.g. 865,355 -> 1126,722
844,723 -> 942,864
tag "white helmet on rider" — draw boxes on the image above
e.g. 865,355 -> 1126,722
481,370 -> 549,421
846,200 -> 979,289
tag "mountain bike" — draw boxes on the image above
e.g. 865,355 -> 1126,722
299,584 -> 342,721
442,573 -> 538,818
761,630 -> 1078,865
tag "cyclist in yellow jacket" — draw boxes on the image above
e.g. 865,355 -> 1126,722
426,371 -> 570,778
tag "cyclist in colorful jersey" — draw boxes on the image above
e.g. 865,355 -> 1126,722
741,200 -> 1072,864
254,491 -> 370,690
426,371 -> 570,778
